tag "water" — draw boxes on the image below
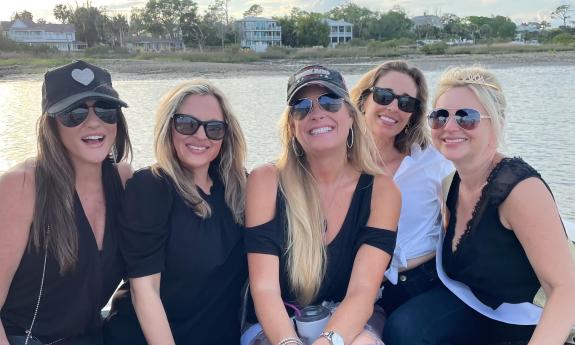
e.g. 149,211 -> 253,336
1,65 -> 574,220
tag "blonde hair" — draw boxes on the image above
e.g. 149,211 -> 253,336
152,80 -> 246,224
350,60 -> 430,154
277,97 -> 383,305
433,66 -> 506,148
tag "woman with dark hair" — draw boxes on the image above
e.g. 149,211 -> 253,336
104,80 -> 248,345
350,61 -> 452,335
0,60 -> 132,345
245,65 -> 400,345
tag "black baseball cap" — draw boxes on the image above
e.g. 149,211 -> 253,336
42,60 -> 127,116
286,64 -> 348,104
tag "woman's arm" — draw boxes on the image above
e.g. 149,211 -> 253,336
500,177 -> 575,345
0,164 -> 36,345
246,165 -> 299,344
130,273 -> 175,345
314,175 -> 401,345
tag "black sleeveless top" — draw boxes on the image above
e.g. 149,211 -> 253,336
1,159 -> 124,343
103,167 -> 247,345
244,174 -> 396,322
442,157 -> 543,309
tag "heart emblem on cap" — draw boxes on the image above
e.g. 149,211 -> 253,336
71,68 -> 95,86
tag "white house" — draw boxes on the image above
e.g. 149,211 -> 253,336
411,15 -> 443,30
0,19 -> 85,51
236,17 -> 281,52
325,19 -> 353,48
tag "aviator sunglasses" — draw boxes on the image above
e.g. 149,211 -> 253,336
173,114 -> 228,140
56,101 -> 119,127
289,93 -> 344,120
369,87 -> 420,113
427,108 -> 490,131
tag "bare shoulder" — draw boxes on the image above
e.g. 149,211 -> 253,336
0,160 -> 36,235
0,159 -> 36,201
246,163 -> 279,227
368,173 -> 401,230
116,161 -> 134,187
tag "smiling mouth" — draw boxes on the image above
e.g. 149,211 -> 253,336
82,135 -> 104,143
378,115 -> 398,125
443,138 -> 467,143
186,144 -> 208,152
309,126 -> 334,135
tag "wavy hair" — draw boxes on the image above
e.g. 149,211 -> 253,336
432,66 -> 506,148
350,60 -> 430,154
152,80 -> 246,224
32,110 -> 131,274
277,96 -> 382,305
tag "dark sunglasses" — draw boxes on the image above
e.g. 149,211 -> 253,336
427,108 -> 490,131
369,87 -> 420,113
173,114 -> 228,140
56,101 -> 119,127
289,93 -> 344,120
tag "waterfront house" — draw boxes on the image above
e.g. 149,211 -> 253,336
0,19 -> 85,51
126,35 -> 185,52
411,14 -> 444,30
325,19 -> 353,48
236,16 -> 281,52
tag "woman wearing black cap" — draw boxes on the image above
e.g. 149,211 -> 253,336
244,65 -> 400,345
0,60 -> 132,345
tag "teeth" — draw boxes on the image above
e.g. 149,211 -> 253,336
378,115 -> 397,124
310,127 -> 333,135
84,135 -> 103,140
444,138 -> 466,143
186,144 -> 207,151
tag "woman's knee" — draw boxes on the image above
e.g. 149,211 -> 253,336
381,304 -> 426,345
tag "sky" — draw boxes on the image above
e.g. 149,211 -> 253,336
0,0 -> 572,26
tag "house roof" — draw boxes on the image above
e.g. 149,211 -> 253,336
1,19 -> 74,33
238,16 -> 277,22
325,19 -> 353,26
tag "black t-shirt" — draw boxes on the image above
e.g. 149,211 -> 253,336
1,159 -> 124,344
104,167 -> 247,345
442,157 -> 544,309
244,173 -> 396,323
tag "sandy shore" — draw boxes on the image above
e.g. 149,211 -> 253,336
1,50 -> 574,80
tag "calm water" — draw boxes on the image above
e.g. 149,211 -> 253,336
1,65 -> 574,219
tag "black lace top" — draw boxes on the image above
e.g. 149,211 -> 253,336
442,157 -> 544,309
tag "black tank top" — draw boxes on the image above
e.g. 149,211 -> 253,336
244,173 -> 396,322
1,159 -> 124,343
442,157 -> 543,309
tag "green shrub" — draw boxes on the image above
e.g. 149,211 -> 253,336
552,33 -> 575,45
259,46 -> 292,59
420,41 -> 448,55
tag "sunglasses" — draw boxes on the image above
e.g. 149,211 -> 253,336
427,108 -> 491,131
56,101 -> 119,127
369,87 -> 420,113
289,93 -> 344,120
173,114 -> 228,140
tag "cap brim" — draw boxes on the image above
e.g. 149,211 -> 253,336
47,91 -> 128,116
287,80 -> 348,104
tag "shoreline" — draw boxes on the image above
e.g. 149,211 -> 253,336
1,50 -> 574,81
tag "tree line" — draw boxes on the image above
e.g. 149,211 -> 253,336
7,1 -> 574,50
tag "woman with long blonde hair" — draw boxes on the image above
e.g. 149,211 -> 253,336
245,65 -> 401,345
0,60 -> 132,345
104,80 -> 248,345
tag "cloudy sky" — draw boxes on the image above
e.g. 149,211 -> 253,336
0,0 -> 572,26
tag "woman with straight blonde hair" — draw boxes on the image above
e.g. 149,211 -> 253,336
0,60 -> 132,345
104,80 -> 248,345
244,65 -> 400,345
